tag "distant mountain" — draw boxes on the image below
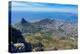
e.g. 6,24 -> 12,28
13,18 -> 77,37
14,18 -> 42,34
33,18 -> 56,29
21,18 -> 30,25
34,18 -> 54,25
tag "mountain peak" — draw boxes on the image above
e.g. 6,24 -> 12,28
39,18 -> 54,24
33,18 -> 55,26
21,18 -> 27,24
19,18 -> 31,26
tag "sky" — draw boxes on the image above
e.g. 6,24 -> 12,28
10,0 -> 78,5
11,1 -> 77,13
10,1 -> 78,24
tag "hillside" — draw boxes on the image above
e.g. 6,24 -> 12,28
10,18 -> 78,52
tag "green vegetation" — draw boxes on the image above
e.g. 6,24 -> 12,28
24,32 -> 77,51
12,18 -> 78,52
